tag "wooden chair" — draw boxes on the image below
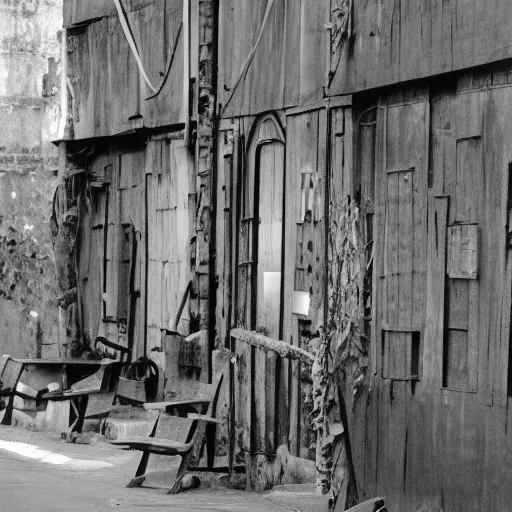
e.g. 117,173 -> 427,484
40,335 -> 134,433
110,374 -> 224,494
93,336 -> 132,363
40,358 -> 120,435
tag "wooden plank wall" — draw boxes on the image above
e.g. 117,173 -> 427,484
214,126 -> 236,348
146,137 -> 193,353
218,0 -> 512,119
217,63 -> 512,508
78,151 -> 111,347
215,121 -> 247,470
284,108 -> 327,458
66,0 -> 184,140
217,0 -> 327,118
430,70 -> 512,511
327,104 -> 376,499
215,108 -> 329,480
77,142 -> 147,358
353,63 -> 512,511
64,0 -> 116,27
77,134 -> 194,364
374,94 -> 429,511
64,0 -> 171,27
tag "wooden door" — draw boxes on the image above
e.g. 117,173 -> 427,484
283,107 -> 327,458
105,148 -> 145,357
440,93 -> 485,395
236,114 -> 286,485
237,114 -> 285,333
255,141 -> 285,336
373,99 -> 429,510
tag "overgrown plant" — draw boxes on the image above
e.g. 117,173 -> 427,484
310,194 -> 371,507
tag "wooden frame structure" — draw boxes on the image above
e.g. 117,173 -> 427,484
56,0 -> 512,510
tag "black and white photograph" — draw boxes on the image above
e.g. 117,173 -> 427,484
0,1 -> 506,510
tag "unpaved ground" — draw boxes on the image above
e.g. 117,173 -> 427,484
0,426 -> 291,512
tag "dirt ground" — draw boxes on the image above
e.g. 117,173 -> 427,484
0,426 -> 293,512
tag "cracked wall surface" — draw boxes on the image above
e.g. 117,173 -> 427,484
0,0 -> 63,357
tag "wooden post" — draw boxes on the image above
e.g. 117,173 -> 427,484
192,0 -> 218,381
53,141 -> 82,357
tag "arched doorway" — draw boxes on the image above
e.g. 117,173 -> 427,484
237,114 -> 285,339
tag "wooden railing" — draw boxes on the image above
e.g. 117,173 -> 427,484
230,328 -> 315,490
230,328 -> 314,363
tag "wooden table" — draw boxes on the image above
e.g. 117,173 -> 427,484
1,357 -> 115,433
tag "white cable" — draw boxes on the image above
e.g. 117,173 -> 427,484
112,0 -> 157,92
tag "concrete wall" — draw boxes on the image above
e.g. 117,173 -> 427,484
0,0 -> 63,358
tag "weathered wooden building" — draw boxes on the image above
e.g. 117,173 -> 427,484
57,0 -> 214,362
59,0 -> 512,510
215,1 -> 512,511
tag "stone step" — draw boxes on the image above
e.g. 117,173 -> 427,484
102,416 -> 157,441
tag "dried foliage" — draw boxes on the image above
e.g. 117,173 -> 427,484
309,195 -> 371,503
328,195 -> 368,382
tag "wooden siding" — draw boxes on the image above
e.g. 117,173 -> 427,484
352,66 -> 512,511
146,138 -> 193,352
66,0 -> 184,140
78,135 -> 194,362
78,142 -> 147,358
218,0 -> 328,117
64,0 -> 116,27
78,152 -> 111,348
64,0 -> 178,28
218,0 -> 512,118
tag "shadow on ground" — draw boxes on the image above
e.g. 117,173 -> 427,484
0,426 -> 291,512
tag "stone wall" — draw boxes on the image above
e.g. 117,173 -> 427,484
0,0 -> 63,358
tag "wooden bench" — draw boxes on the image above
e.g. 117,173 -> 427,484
41,388 -> 111,435
110,374 -> 224,494
0,355 -> 114,432
38,336 -> 134,434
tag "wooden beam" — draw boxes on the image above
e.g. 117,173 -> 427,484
230,328 -> 314,364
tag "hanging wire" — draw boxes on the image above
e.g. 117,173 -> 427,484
220,0 -> 276,116
113,0 -> 183,99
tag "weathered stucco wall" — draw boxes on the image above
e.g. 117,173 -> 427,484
0,0 -> 63,358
